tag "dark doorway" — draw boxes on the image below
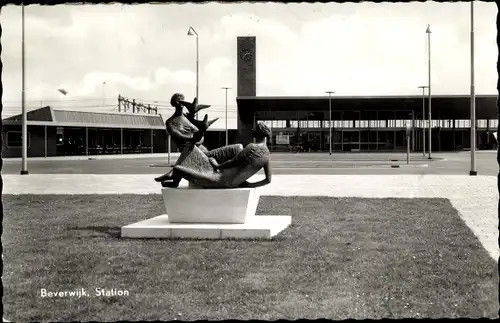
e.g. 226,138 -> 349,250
342,131 -> 360,152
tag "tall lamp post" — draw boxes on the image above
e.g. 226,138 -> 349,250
187,26 -> 199,118
418,85 -> 428,157
21,4 -> 28,175
426,24 -> 432,159
325,91 -> 335,155
221,87 -> 231,146
102,81 -> 106,107
470,1 -> 477,176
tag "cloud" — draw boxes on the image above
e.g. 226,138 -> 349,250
252,3 -> 497,96
155,68 -> 196,85
0,2 -> 497,119
204,57 -> 232,75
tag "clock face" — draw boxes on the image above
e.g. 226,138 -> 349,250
240,48 -> 253,62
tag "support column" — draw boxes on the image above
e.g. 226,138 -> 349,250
358,129 -> 361,151
452,119 -> 456,150
320,130 -> 324,152
341,130 -> 344,152
85,127 -> 89,156
438,128 -> 441,151
412,111 -> 415,151
486,119 -> 490,146
340,111 -> 344,152
376,111 -> 379,151
150,129 -> 154,154
367,127 -> 371,152
420,124 -> 423,151
394,130 -> 397,151
120,128 -> 123,154
44,125 -> 47,158
421,124 -> 423,151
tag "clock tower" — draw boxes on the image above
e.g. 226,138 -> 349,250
237,36 -> 256,97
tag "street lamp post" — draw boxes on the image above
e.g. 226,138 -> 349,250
325,91 -> 335,155
418,85 -> 428,157
426,24 -> 432,160
221,87 -> 231,146
187,26 -> 199,118
470,1 -> 477,176
102,81 -> 106,107
21,4 -> 28,175
406,121 -> 411,164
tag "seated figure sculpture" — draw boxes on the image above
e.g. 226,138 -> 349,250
174,122 -> 272,189
154,93 -> 272,189
154,93 -> 218,187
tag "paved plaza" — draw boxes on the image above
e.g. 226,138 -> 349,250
2,151 -> 499,176
3,172 -> 498,262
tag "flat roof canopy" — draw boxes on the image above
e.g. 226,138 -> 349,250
3,106 -> 166,129
236,95 -> 498,119
2,106 -> 236,131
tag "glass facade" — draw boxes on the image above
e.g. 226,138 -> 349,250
55,127 -> 154,156
255,110 -> 498,152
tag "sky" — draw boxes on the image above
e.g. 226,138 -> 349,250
1,2 -> 498,128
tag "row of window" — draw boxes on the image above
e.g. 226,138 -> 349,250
4,130 -> 150,148
4,131 -> 31,148
261,119 -> 499,129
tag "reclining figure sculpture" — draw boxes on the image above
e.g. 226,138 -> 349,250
155,93 -> 272,189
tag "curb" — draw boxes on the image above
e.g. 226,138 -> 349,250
3,153 -> 181,162
149,164 -> 176,168
391,164 -> 429,168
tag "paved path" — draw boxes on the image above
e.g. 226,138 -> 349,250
2,153 -> 181,162
3,174 -> 498,261
2,150 -> 496,162
3,151 -> 497,176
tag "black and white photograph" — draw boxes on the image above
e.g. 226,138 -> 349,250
1,1 -> 499,321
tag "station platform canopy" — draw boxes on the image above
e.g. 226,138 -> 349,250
236,94 -> 498,119
3,106 -> 165,130
2,106 -> 235,131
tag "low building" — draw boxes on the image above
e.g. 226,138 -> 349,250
1,106 -> 237,158
236,95 -> 499,152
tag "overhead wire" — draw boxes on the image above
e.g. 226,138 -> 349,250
2,95 -> 239,118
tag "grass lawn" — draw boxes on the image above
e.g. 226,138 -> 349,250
2,195 -> 498,321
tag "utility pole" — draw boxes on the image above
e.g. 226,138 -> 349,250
21,3 -> 28,175
470,1 -> 477,176
221,87 -> 231,146
418,85 -> 428,157
325,91 -> 335,155
426,24 -> 432,159
188,27 -> 199,118
102,81 -> 106,107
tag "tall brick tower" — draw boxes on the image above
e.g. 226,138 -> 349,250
236,36 -> 257,145
237,36 -> 256,97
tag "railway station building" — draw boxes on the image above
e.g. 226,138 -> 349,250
1,106 -> 237,158
235,36 -> 498,152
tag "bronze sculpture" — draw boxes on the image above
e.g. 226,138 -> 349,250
154,93 -> 217,187
155,94 -> 272,189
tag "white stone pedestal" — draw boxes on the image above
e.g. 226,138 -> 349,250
121,187 -> 291,239
162,187 -> 260,224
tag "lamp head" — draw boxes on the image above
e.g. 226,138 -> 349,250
187,27 -> 197,36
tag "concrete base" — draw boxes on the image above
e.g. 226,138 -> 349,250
121,214 -> 292,239
162,187 -> 260,224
